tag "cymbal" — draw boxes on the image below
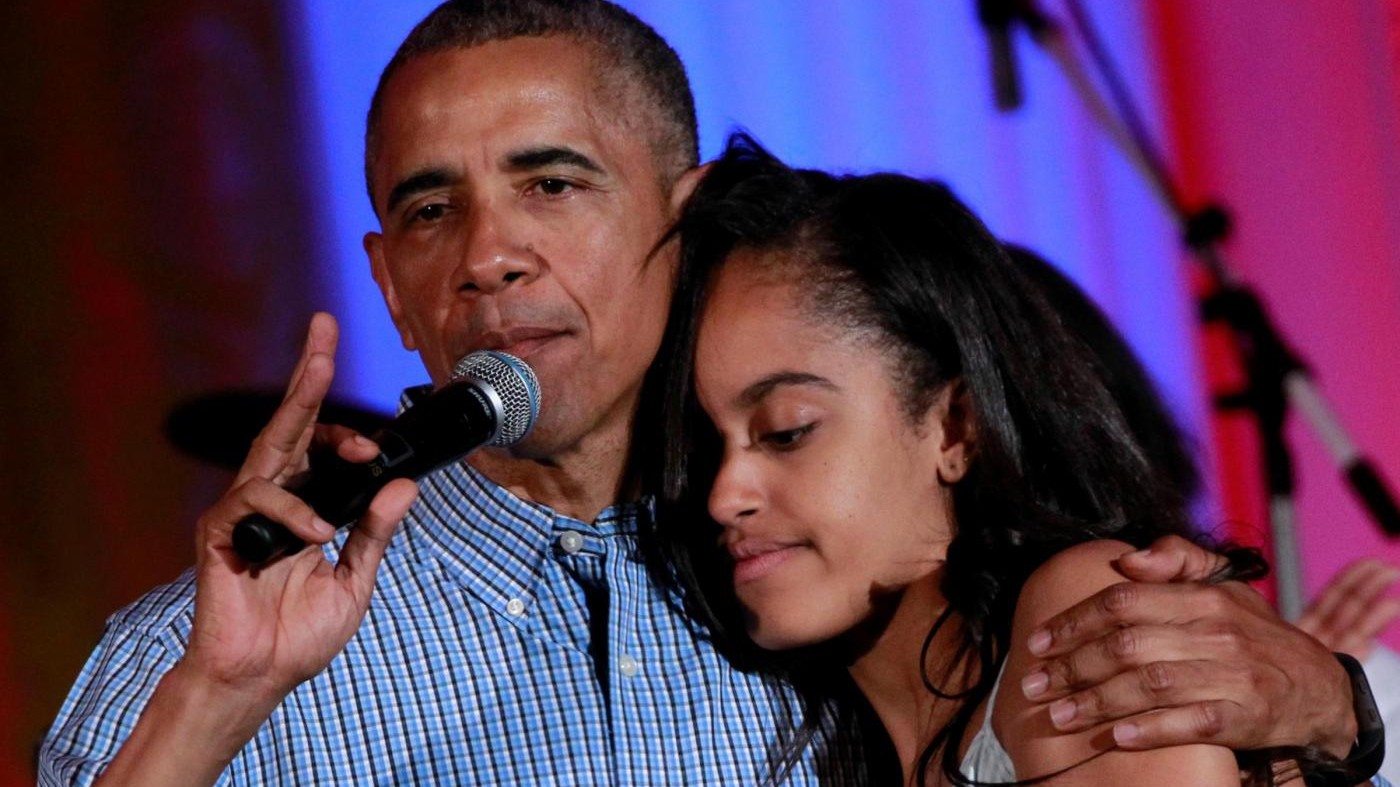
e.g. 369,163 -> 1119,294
165,390 -> 391,470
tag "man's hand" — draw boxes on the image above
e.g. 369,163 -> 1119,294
1298,558 -> 1400,661
185,311 -> 418,699
95,313 -> 418,787
1017,535 -> 1357,758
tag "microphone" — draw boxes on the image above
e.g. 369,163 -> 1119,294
231,350 -> 541,565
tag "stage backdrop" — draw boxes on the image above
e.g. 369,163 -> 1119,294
5,0 -> 1399,782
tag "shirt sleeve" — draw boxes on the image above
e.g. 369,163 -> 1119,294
36,617 -> 184,787
37,570 -> 204,787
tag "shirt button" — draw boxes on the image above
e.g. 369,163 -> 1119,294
506,598 -> 525,616
559,530 -> 585,555
618,653 -> 640,677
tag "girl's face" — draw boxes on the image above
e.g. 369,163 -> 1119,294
693,248 -> 968,650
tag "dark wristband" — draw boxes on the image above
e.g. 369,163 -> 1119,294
1316,652 -> 1384,786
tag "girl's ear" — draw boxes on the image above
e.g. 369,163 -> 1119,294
934,380 -> 976,485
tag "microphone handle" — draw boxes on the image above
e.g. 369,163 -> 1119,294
231,454 -> 385,565
231,382 -> 501,565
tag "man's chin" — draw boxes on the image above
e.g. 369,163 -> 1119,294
491,407 -> 579,463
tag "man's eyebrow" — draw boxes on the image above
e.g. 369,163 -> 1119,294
384,168 -> 457,215
503,146 -> 605,174
736,372 -> 839,409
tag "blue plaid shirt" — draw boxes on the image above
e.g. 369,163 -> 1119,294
39,459 -> 869,785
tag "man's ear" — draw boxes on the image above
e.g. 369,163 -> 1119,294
668,161 -> 713,217
933,380 -> 976,485
364,231 -> 418,352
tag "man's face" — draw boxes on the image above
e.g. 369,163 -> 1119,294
365,37 -> 683,458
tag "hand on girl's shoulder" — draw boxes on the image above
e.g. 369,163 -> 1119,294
991,539 -> 1239,785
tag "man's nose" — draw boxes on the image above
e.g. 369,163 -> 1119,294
456,209 -> 541,294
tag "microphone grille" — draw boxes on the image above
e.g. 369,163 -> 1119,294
451,351 -> 541,446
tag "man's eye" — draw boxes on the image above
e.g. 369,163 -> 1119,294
761,423 -> 816,450
535,178 -> 574,196
412,203 -> 447,223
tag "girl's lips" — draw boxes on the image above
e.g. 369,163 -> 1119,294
732,544 -> 805,585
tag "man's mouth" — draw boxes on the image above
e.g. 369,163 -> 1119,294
474,327 -> 567,360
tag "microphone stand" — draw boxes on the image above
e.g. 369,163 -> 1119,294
976,0 -> 1050,110
986,0 -> 1400,619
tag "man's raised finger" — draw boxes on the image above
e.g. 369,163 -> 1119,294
237,352 -> 335,484
282,312 -> 339,402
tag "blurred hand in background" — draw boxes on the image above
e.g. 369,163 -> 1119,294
1298,559 -> 1400,661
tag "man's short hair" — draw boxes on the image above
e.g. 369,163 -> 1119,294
364,0 -> 699,208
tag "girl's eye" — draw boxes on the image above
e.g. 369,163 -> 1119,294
761,423 -> 816,450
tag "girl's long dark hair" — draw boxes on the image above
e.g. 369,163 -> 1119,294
637,135 -> 1283,785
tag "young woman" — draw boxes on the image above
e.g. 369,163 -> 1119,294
647,136 -> 1282,785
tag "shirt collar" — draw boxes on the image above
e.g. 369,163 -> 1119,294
394,386 -> 651,618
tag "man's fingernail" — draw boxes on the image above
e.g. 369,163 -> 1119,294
353,435 -> 375,447
1113,723 -> 1140,746
1021,671 -> 1049,699
1049,700 -> 1076,727
1028,630 -> 1052,655
314,517 -> 335,537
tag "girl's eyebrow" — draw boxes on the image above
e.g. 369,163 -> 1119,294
735,371 -> 838,409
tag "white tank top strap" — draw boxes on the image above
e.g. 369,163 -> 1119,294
958,658 -> 1016,781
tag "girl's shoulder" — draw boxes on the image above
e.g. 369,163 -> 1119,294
988,538 -> 1238,784
1016,538 -> 1140,623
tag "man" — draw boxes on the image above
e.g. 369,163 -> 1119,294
38,2 -> 1372,784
